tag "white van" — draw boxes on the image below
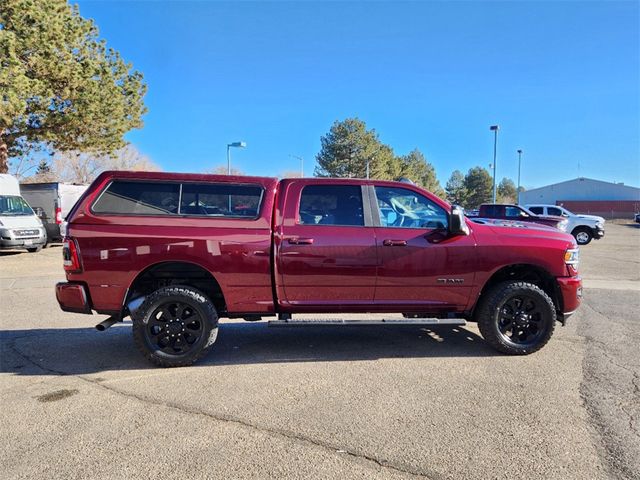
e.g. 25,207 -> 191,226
0,174 -> 47,252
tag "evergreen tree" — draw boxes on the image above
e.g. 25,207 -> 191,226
463,167 -> 493,209
445,170 -> 467,205
0,0 -> 147,174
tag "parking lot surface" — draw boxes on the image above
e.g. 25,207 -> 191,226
1,223 -> 639,479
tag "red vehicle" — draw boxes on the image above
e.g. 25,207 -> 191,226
472,203 -> 569,231
56,171 -> 582,367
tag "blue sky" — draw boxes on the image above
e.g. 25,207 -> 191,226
76,0 -> 639,189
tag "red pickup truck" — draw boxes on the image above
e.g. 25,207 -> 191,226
56,171 -> 582,367
472,203 -> 569,231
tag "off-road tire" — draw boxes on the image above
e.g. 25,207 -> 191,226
572,227 -> 593,245
132,285 -> 219,367
476,281 -> 556,355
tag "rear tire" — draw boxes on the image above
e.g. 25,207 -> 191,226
572,227 -> 592,245
476,281 -> 556,355
132,285 -> 219,367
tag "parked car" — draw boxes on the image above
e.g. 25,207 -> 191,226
526,204 -> 605,245
469,203 -> 569,231
20,182 -> 88,245
0,174 -> 47,253
635,212 -> 640,224
56,171 -> 582,367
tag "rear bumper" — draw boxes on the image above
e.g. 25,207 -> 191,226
56,282 -> 92,314
557,276 -> 582,314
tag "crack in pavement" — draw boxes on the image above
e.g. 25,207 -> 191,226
7,339 -> 439,480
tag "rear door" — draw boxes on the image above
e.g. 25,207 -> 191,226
372,185 -> 476,311
276,181 -> 377,307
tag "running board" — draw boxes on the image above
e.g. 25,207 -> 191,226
268,317 -> 466,327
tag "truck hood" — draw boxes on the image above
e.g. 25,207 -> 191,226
471,218 -> 575,243
575,214 -> 605,223
0,215 -> 42,229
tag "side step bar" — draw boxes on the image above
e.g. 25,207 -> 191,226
268,317 -> 466,327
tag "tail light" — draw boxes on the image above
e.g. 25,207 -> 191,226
55,207 -> 63,224
63,238 -> 82,273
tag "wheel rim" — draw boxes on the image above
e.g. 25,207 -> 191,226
497,294 -> 547,346
576,231 -> 590,244
145,301 -> 204,355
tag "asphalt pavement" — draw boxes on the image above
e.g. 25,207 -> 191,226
1,222 -> 638,479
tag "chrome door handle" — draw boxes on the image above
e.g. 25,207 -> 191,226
287,237 -> 314,245
382,239 -> 407,246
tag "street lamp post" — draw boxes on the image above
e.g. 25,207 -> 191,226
289,155 -> 304,177
490,125 -> 499,203
517,149 -> 523,204
226,141 -> 246,175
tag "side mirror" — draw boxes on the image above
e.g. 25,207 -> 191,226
448,206 -> 469,236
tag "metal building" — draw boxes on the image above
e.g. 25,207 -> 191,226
520,177 -> 640,218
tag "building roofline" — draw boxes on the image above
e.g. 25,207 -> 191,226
524,177 -> 640,193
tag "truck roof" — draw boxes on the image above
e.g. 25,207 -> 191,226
97,170 -> 278,184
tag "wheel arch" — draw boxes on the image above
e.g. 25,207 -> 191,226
124,260 -> 227,316
474,263 -> 563,319
571,225 -> 593,235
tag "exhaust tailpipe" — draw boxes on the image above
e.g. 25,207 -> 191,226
96,316 -> 119,331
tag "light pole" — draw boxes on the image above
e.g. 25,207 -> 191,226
517,149 -> 523,204
289,155 -> 304,177
490,125 -> 499,202
226,141 -> 246,175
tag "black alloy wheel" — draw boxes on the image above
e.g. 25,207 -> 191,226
146,301 -> 204,355
496,294 -> 546,347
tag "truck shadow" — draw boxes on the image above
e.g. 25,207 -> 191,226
1,321 -> 498,376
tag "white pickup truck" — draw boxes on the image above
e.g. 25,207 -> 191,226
525,204 -> 605,245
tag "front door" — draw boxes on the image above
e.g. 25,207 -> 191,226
277,182 -> 377,307
372,185 -> 476,311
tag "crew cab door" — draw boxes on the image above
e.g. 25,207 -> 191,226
371,185 -> 476,311
275,181 -> 377,307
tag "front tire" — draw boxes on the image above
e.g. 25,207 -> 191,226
132,286 -> 219,367
572,227 -> 592,245
476,281 -> 556,355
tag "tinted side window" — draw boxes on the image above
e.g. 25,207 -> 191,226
483,205 -> 501,217
375,186 -> 447,229
528,206 -> 543,215
298,185 -> 364,226
93,181 -> 179,215
505,206 -> 527,218
547,207 -> 563,216
181,183 -> 262,218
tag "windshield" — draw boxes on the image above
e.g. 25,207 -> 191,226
0,196 -> 35,216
